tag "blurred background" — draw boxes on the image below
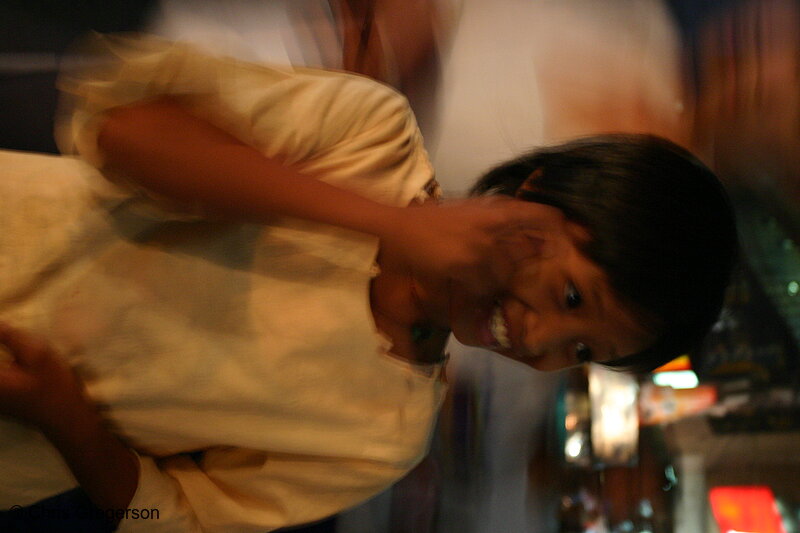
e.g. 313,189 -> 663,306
2,1 -> 799,531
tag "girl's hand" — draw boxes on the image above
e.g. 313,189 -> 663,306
0,323 -> 140,515
0,324 -> 90,435
383,197 -> 566,296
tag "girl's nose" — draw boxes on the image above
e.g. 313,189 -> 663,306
522,310 -> 579,357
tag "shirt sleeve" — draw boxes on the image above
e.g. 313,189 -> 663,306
119,448 -> 412,533
55,33 -> 434,210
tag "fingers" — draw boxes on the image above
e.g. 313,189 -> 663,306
499,200 -> 566,232
403,197 -> 568,297
498,231 -> 548,262
0,364 -> 28,401
443,196 -> 566,234
447,199 -> 565,294
462,197 -> 566,239
0,325 -> 35,406
456,241 -> 518,297
0,323 -> 52,368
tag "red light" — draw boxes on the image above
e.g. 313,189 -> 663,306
709,486 -> 786,533
653,355 -> 692,373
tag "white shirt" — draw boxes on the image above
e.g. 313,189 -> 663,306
0,36 -> 445,532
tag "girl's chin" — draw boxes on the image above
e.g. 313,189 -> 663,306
451,323 -> 502,353
450,326 -> 476,348
449,301 -> 487,345
451,324 -> 491,351
450,333 -> 535,367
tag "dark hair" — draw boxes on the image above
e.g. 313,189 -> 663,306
471,134 -> 739,373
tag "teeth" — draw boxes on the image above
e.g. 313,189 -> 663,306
490,305 -> 511,349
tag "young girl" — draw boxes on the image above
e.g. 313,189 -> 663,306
0,35 -> 737,532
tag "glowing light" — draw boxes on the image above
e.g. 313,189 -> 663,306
710,486 -> 785,533
788,281 -> 799,296
589,365 -> 638,465
652,370 -> 699,389
564,413 -> 578,431
565,433 -> 584,458
653,354 -> 692,373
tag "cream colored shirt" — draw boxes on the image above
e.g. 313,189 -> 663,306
0,36 -> 444,532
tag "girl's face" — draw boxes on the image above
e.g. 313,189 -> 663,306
449,216 -> 656,371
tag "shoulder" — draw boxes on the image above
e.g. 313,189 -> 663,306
269,67 -> 417,148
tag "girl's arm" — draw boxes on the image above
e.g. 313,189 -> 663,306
98,97 -> 407,238
98,98 -> 550,295
0,325 -> 139,524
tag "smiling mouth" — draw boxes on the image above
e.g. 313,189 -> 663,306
490,305 -> 511,349
475,302 -> 512,350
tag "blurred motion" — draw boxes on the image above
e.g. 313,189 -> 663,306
0,0 -> 157,153
589,366 -> 639,468
2,1 -> 800,532
148,0 -> 343,67
692,0 -> 800,240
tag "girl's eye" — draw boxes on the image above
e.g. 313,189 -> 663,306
576,342 -> 593,363
565,282 -> 583,309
